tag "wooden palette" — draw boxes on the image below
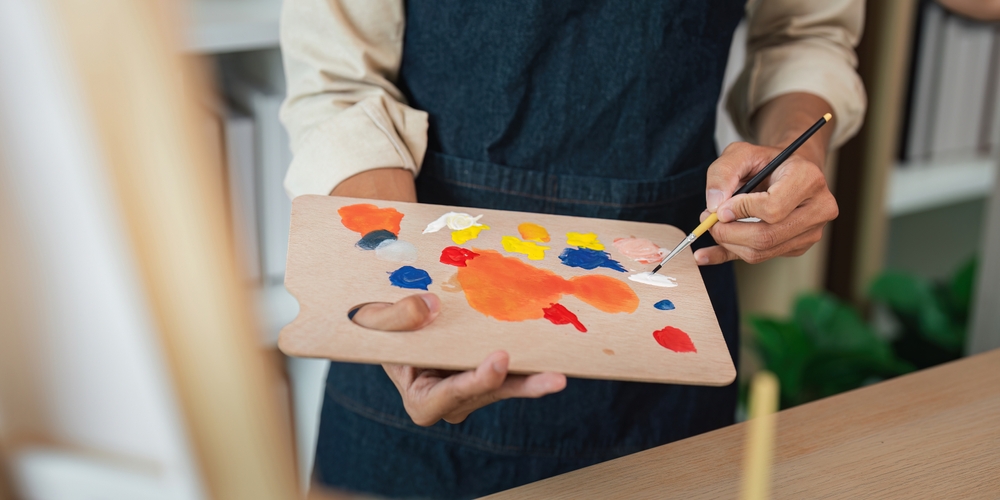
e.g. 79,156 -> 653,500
279,195 -> 735,386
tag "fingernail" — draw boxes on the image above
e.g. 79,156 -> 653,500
492,358 -> 508,374
695,253 -> 708,265
706,189 -> 725,211
419,293 -> 440,317
721,209 -> 736,223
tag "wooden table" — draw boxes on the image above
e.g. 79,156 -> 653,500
486,349 -> 1000,499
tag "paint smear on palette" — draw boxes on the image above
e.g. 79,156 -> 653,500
375,239 -> 417,263
440,246 -> 480,267
613,237 -> 665,264
441,249 -> 638,321
653,326 -> 696,353
452,225 -> 489,244
387,266 -> 432,290
559,247 -> 626,272
339,204 -> 403,236
518,223 -> 550,242
566,232 -> 604,250
629,272 -> 678,287
654,299 -> 676,311
440,273 -> 463,293
501,236 -> 549,260
542,303 -> 587,332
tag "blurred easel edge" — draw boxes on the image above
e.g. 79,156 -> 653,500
48,0 -> 298,498
969,160 -> 1000,354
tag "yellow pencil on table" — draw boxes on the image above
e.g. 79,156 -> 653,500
651,113 -> 832,274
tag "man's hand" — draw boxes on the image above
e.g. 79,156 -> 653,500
694,93 -> 839,266
332,168 -> 568,427
350,294 -> 567,426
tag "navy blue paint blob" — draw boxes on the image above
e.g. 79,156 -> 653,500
558,247 -> 626,272
654,299 -> 676,311
356,229 -> 397,250
388,266 -> 432,290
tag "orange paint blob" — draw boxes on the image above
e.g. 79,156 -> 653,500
518,222 -> 551,242
338,204 -> 404,236
455,249 -> 638,322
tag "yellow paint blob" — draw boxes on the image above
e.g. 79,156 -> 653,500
501,236 -> 549,260
566,232 -> 604,250
451,225 -> 489,244
518,222 -> 550,243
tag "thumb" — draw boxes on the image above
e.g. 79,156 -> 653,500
350,293 -> 441,331
705,142 -> 772,211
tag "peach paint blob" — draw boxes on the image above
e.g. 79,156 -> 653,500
566,232 -> 604,250
452,249 -> 638,322
612,237 -> 664,264
518,223 -> 551,242
338,204 -> 404,236
501,236 -> 549,260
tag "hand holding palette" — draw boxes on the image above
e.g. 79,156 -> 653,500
279,195 -> 736,386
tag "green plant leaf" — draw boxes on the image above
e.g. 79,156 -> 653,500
793,293 -> 887,356
947,256 -> 977,316
869,271 -> 959,352
747,317 -> 812,400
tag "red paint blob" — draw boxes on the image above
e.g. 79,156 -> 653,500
440,246 -> 480,267
542,303 -> 587,332
652,326 -> 696,353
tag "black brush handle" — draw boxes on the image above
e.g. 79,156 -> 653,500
734,114 -> 830,196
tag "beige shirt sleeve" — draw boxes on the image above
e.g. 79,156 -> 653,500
280,0 -> 866,200
727,0 -> 867,149
279,0 -> 427,199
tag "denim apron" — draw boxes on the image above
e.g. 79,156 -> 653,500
315,2 -> 745,498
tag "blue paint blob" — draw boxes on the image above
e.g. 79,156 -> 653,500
558,247 -> 627,272
357,229 -> 397,250
654,299 -> 676,311
388,266 -> 432,290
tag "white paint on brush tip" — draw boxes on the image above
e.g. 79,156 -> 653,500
628,272 -> 678,288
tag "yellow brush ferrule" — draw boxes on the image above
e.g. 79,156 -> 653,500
692,212 -> 719,238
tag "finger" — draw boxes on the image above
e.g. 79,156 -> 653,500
709,211 -> 824,252
443,372 -> 567,424
716,158 -> 828,223
407,351 -> 509,426
493,372 -> 567,399
705,142 -> 777,211
351,293 -> 441,331
693,245 -> 739,266
706,227 -> 825,264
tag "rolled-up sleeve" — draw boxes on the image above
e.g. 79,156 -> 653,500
279,0 -> 427,199
727,0 -> 867,148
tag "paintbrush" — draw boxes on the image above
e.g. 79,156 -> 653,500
650,113 -> 832,274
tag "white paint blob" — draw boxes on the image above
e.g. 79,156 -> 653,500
423,212 -> 483,233
375,239 -> 418,263
628,272 -> 678,288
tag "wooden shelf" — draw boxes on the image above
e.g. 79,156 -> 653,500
887,156 -> 997,216
184,0 -> 282,54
